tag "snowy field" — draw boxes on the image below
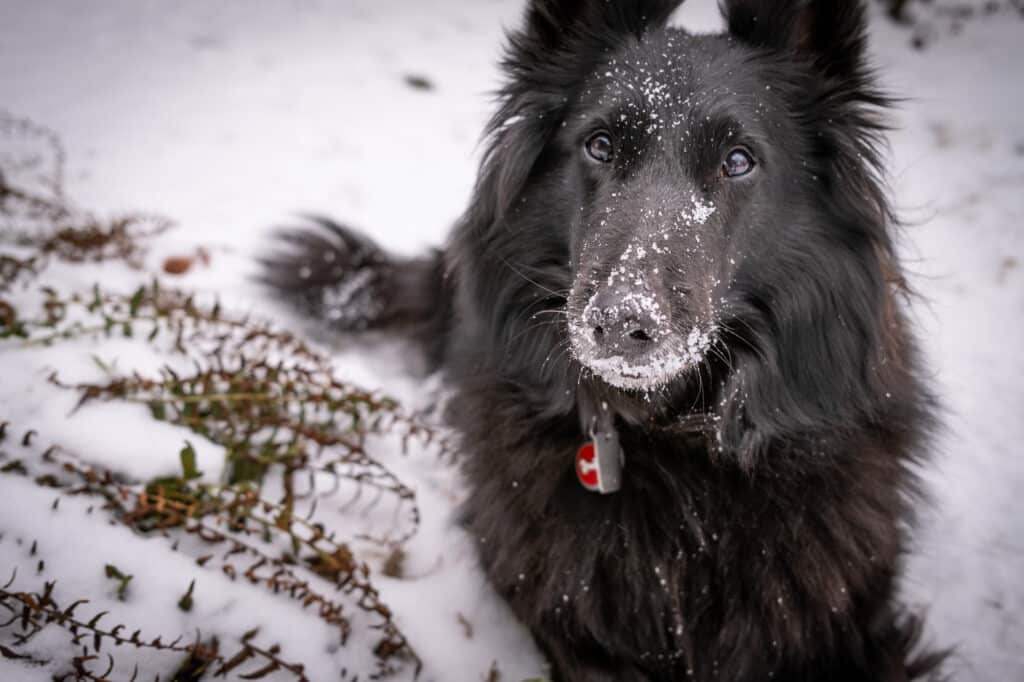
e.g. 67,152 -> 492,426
1,0 -> 1022,680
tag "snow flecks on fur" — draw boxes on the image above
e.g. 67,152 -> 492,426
583,30 -> 749,145
685,326 -> 713,360
570,268 -> 717,390
319,268 -> 383,328
586,286 -> 668,335
572,319 -> 716,391
681,193 -> 716,226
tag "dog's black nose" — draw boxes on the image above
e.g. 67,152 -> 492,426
584,289 -> 664,354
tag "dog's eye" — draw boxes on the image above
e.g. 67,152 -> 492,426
723,148 -> 755,178
585,132 -> 614,163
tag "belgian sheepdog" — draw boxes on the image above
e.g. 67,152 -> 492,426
263,0 -> 947,679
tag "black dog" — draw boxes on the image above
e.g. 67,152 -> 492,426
264,1 -> 947,679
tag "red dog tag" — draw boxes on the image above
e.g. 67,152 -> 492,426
576,442 -> 601,490
575,431 -> 623,494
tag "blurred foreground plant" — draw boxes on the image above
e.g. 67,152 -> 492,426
0,113 -> 438,680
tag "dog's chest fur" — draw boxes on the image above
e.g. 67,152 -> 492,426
451,383 -> 906,680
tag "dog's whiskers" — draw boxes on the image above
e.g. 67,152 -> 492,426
508,316 -> 561,348
717,321 -> 768,365
497,254 -> 568,300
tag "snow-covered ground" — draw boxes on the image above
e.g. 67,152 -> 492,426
1,1 -> 1022,680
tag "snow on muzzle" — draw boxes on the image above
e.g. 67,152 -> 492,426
568,266 -> 714,391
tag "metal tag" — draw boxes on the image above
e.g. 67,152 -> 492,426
575,427 -> 623,494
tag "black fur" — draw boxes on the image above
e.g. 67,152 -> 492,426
262,1 -> 947,679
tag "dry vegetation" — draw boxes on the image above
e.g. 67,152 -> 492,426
0,113 -> 447,680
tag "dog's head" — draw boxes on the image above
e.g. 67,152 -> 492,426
461,0 -> 909,463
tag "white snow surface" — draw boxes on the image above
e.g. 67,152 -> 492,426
1,1 -> 1022,680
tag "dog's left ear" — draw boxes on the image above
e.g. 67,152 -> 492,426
721,0 -> 870,82
480,0 -> 685,219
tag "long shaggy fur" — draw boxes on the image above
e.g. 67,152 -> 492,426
262,1 -> 947,679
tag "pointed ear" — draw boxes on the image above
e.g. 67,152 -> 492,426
721,0 -> 870,82
520,0 -> 684,50
502,0 -> 684,98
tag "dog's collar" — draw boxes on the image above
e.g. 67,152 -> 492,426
576,395 -> 623,494
574,396 -> 720,494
